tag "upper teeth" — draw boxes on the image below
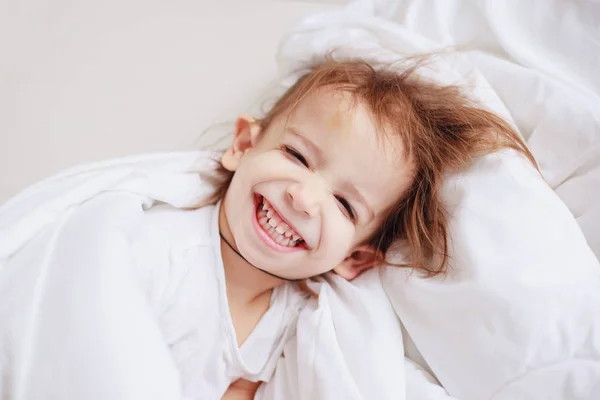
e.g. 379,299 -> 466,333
259,198 -> 303,244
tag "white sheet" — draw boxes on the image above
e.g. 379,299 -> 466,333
0,153 -> 212,399
258,270 -> 407,400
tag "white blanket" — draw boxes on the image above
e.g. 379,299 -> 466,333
0,153 -> 214,399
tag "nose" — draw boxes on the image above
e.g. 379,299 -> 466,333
286,182 -> 320,217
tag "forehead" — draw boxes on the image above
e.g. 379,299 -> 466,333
279,88 -> 413,213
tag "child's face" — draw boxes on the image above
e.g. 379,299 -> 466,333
221,89 -> 413,280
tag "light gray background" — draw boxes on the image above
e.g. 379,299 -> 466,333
0,0 -> 341,203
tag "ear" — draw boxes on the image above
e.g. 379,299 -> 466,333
333,246 -> 379,281
221,114 -> 261,172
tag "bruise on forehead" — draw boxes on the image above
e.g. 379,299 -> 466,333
282,89 -> 363,148
323,90 -> 357,136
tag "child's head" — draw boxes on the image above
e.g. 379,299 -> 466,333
212,59 -> 535,281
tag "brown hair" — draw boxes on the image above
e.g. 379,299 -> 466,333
205,58 -> 537,277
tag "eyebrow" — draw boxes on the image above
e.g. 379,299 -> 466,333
286,127 -> 375,221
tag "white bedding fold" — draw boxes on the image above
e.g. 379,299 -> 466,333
0,153 -> 218,399
1,192 -> 183,399
259,270 -> 408,399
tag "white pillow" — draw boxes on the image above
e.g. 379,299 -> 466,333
382,150 -> 600,400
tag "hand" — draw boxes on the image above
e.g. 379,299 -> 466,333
221,379 -> 261,400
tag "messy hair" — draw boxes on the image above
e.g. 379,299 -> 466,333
204,58 -> 537,277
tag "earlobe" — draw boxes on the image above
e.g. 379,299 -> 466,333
333,247 -> 379,281
221,114 -> 260,172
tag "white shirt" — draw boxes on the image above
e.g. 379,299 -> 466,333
132,203 -> 306,399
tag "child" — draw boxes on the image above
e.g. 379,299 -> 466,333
1,57 -> 536,400
208,58 -> 535,398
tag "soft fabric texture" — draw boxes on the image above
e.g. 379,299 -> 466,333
272,0 -> 600,399
258,269 -> 406,400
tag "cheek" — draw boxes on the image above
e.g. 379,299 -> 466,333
322,212 -> 356,258
243,151 -> 299,181
307,235 -> 354,276
226,173 -> 249,206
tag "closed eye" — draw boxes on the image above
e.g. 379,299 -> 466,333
335,195 -> 357,222
282,145 -> 309,167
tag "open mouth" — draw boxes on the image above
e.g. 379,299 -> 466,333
254,194 -> 305,250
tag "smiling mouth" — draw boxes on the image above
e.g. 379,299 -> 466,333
255,195 -> 305,248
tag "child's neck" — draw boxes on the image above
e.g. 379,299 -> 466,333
218,205 -> 284,307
